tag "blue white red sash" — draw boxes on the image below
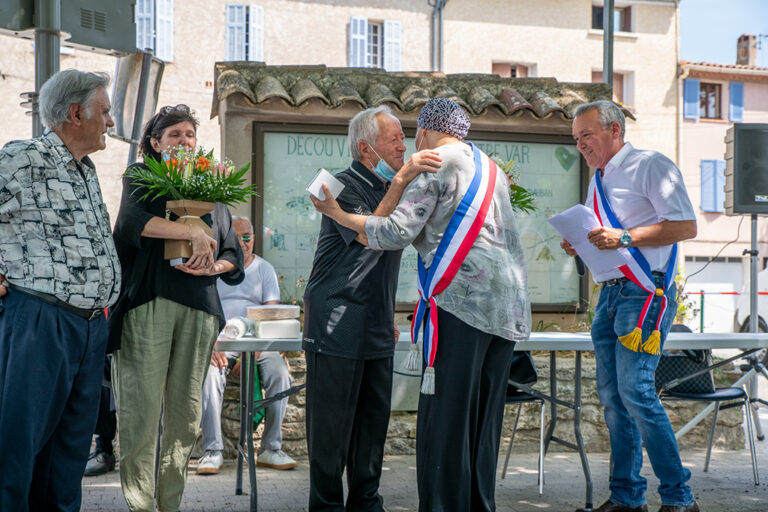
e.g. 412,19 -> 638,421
403,143 -> 498,394
590,171 -> 677,354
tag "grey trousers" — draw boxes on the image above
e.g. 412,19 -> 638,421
201,352 -> 292,453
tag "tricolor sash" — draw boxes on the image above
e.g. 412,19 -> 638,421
402,143 -> 498,394
590,171 -> 677,354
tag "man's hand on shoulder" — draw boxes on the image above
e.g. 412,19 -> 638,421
395,150 -> 441,189
0,274 -> 6,297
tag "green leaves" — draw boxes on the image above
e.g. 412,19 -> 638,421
489,153 -> 537,214
123,146 -> 258,206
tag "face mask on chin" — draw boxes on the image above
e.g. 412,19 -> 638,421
367,146 -> 397,182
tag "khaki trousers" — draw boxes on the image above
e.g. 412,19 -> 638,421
112,296 -> 219,512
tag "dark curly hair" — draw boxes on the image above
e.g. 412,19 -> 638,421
139,104 -> 199,160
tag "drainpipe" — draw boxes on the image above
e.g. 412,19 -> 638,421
428,0 -> 448,72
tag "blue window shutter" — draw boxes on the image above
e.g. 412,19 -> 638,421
383,20 -> 402,72
349,16 -> 368,67
700,159 -> 715,211
226,5 -> 246,61
684,79 -> 700,120
248,5 -> 264,62
135,0 -> 154,51
154,0 -> 174,62
729,82 -> 744,122
715,159 -> 726,212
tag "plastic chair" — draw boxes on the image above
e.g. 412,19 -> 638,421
658,325 -> 760,485
500,387 -> 546,495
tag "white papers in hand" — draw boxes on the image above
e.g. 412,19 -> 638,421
307,169 -> 345,200
547,204 -> 625,277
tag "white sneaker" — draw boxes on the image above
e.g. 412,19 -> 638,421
196,450 -> 223,475
256,449 -> 298,470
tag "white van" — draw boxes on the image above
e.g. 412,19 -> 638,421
734,266 -> 768,333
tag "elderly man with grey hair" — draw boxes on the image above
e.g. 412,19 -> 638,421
562,100 -> 698,512
197,215 -> 297,474
0,69 -> 121,510
303,105 -> 441,511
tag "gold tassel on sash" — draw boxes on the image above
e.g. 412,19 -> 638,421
619,327 -> 643,352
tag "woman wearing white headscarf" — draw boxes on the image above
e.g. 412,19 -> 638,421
311,98 -> 531,512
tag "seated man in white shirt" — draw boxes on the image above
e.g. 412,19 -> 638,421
197,216 -> 298,474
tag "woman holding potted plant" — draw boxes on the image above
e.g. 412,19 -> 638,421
110,104 -> 246,512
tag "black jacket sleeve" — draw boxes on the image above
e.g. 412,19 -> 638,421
213,202 -> 244,286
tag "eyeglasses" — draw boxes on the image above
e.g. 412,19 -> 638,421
239,234 -> 253,242
159,104 -> 191,116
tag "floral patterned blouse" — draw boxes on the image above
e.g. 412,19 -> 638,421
365,142 -> 531,342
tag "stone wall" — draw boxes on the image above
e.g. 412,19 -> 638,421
207,352 -> 745,459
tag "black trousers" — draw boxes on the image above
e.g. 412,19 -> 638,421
416,309 -> 516,512
305,351 -> 393,512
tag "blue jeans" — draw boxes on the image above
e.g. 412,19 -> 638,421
592,277 -> 694,508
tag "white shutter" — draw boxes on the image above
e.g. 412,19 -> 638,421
383,20 -> 402,72
226,5 -> 246,61
154,0 -> 174,61
248,4 -> 264,61
349,16 -> 367,67
135,0 -> 154,51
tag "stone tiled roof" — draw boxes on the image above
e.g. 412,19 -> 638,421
680,60 -> 768,83
212,62 -> 634,120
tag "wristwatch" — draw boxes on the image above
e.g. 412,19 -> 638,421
619,229 -> 632,247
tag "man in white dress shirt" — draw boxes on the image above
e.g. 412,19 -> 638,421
561,101 -> 699,512
197,216 -> 297,474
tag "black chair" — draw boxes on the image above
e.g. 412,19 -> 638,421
500,378 -> 545,494
658,324 -> 760,485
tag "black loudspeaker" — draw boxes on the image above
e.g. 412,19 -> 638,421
724,123 -> 768,215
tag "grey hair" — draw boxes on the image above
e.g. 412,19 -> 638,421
348,105 -> 396,161
573,100 -> 626,139
232,216 -> 254,233
39,69 -> 111,130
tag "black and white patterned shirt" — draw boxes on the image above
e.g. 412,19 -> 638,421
0,131 -> 121,309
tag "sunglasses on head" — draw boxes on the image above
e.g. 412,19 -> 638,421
159,104 -> 191,116
239,234 -> 253,242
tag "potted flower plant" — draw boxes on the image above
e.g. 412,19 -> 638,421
124,145 -> 257,262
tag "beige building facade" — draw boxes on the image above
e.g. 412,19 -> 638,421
0,0 -> 680,228
678,40 -> 768,333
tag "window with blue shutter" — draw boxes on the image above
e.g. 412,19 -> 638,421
684,79 -> 700,120
729,82 -> 744,122
226,5 -> 262,62
700,159 -> 725,213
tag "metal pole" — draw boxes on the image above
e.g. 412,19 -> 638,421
749,214 -> 758,334
748,214 -> 759,407
438,0 -> 446,72
126,50 -> 154,166
602,0 -> 614,90
700,289 -> 704,333
33,0 -> 61,137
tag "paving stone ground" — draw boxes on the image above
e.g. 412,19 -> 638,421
82,378 -> 768,511
83,438 -> 768,511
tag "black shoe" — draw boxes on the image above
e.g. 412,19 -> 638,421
84,450 -> 116,476
591,500 -> 648,512
658,503 -> 700,512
